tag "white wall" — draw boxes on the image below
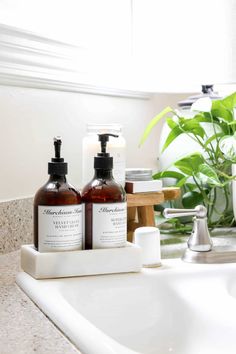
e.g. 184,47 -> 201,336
0,1 -> 234,203
132,0 -> 235,91
0,0 -> 131,49
0,0 -> 188,201
0,85 -> 186,201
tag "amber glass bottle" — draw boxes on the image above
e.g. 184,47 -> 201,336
82,134 -> 127,249
34,137 -> 82,252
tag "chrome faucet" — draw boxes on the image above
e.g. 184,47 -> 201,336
163,205 -> 236,264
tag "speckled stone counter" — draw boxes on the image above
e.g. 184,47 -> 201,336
0,197 -> 33,254
0,251 -> 81,354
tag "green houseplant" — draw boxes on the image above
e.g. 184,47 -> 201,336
140,92 -> 236,230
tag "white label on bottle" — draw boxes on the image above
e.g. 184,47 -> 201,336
38,205 -> 83,252
92,202 -> 127,249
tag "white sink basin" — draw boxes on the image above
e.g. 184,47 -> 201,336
16,259 -> 236,354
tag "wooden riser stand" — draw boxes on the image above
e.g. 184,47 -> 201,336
127,187 -> 181,242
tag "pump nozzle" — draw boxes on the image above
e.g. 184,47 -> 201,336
48,136 -> 68,175
54,136 -> 62,159
94,133 -> 118,170
98,133 -> 118,154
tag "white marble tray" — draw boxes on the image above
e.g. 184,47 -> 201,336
21,243 -> 142,279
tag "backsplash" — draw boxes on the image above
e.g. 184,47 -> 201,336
0,197 -> 33,254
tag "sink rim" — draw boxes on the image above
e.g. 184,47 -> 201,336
16,271 -> 137,354
16,258 -> 236,354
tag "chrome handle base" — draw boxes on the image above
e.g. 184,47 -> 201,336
163,205 -> 213,262
182,248 -> 236,264
188,217 -> 213,252
163,205 -> 236,264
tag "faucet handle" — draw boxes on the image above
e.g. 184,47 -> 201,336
163,205 -> 207,219
163,205 -> 212,252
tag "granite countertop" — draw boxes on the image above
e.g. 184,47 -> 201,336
0,251 -> 81,354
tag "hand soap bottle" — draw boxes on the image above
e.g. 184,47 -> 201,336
34,137 -> 83,252
82,133 -> 127,249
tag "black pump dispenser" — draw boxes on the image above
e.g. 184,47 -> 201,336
48,136 -> 68,175
94,133 -> 118,170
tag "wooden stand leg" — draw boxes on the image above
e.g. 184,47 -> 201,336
126,189 -> 180,243
127,207 -> 138,242
137,205 -> 155,227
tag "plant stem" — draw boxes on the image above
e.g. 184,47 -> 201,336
223,184 -> 230,214
209,187 -> 217,224
192,175 -> 211,206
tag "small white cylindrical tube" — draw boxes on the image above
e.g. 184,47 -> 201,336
134,227 -> 161,267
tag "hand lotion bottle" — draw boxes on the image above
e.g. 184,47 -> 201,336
34,137 -> 82,252
82,133 -> 127,249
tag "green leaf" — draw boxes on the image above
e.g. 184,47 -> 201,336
182,191 -> 204,208
219,133 -> 236,162
178,117 -> 205,139
174,153 -> 205,175
166,117 -> 178,129
179,117 -> 199,129
185,183 -> 198,191
221,92 -> 236,110
212,109 -> 233,123
153,170 -> 185,180
195,113 -> 212,123
190,127 -> 205,139
176,176 -> 189,187
211,99 -> 233,122
161,126 -> 183,152
139,106 -> 173,146
195,163 -> 223,187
